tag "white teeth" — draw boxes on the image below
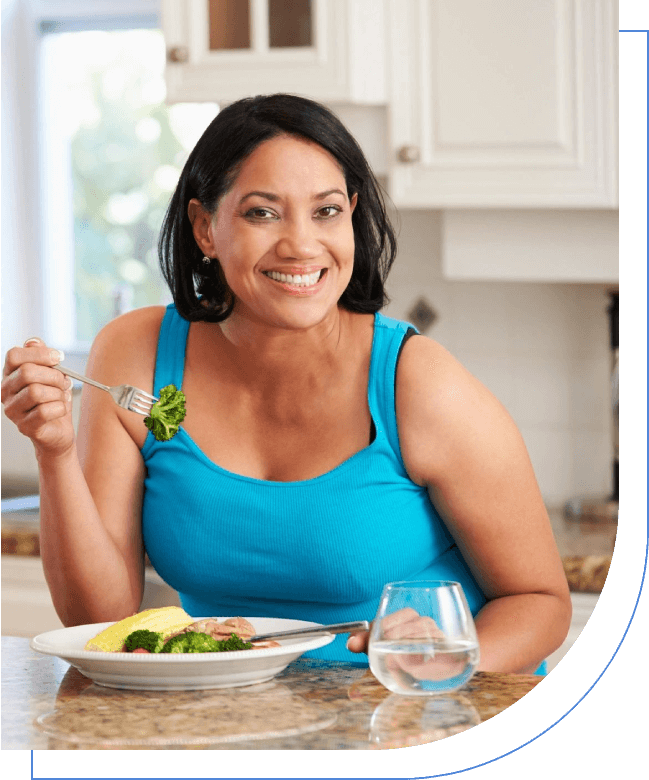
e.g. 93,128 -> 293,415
265,270 -> 322,286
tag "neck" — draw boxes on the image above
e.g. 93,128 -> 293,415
212,307 -> 351,388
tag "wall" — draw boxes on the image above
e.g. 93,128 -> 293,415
1,209 -> 614,506
384,209 -> 614,508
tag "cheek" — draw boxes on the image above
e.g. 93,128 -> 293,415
214,233 -> 259,274
342,234 -> 356,270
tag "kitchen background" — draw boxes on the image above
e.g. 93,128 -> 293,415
2,0 -> 619,670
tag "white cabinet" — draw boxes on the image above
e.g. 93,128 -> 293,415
162,0 -> 386,105
159,0 -> 618,282
386,0 -> 618,208
1,556 -> 64,638
162,0 -> 618,209
1,556 -> 180,638
441,208 -> 619,282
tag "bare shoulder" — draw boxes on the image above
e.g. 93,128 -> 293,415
85,306 -> 167,395
81,306 -> 166,448
395,334 -> 525,488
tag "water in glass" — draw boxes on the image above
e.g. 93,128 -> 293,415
369,581 -> 479,696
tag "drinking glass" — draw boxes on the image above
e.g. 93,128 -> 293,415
368,580 -> 480,696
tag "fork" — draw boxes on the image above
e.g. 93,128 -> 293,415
249,620 -> 370,642
55,365 -> 158,416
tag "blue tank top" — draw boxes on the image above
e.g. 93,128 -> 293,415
141,304 -> 487,663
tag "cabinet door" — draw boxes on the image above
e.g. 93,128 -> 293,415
387,0 -> 618,207
163,0 -> 386,104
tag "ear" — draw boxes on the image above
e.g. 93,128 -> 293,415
350,192 -> 358,214
188,199 -> 217,257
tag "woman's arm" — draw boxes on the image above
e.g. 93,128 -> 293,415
2,307 -> 164,626
394,335 -> 571,673
424,485 -> 571,673
49,307 -> 165,625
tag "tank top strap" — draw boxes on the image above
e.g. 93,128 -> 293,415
153,303 -> 190,396
369,312 -> 419,461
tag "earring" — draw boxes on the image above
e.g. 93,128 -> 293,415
202,256 -> 211,265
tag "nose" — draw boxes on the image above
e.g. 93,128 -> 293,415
275,216 -> 320,261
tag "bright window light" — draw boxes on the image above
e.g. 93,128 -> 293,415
39,27 -> 218,350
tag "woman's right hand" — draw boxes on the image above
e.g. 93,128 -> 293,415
1,338 -> 75,457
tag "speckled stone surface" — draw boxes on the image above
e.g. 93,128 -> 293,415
548,508 -> 616,593
2,637 -> 541,750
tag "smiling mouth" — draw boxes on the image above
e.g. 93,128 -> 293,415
262,269 -> 327,288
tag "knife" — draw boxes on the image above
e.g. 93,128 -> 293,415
249,620 -> 370,642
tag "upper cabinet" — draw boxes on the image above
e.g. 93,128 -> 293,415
386,0 -> 618,208
162,0 -> 386,105
161,0 -> 618,211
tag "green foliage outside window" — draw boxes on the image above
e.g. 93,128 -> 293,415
46,29 -> 217,343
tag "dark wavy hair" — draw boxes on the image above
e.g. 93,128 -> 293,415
158,93 -> 397,321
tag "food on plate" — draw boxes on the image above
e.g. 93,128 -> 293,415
159,631 -> 221,654
85,610 -> 282,654
143,384 -> 187,441
123,629 -> 166,654
160,631 -> 253,654
189,616 -> 256,639
83,606 -> 193,651
166,617 -> 282,651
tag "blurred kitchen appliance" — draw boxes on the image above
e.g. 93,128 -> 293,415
564,290 -> 618,522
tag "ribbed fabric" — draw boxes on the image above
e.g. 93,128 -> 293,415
141,304 -> 487,663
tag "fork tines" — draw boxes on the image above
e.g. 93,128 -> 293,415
127,389 -> 157,416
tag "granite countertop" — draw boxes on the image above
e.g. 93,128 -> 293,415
1,636 -> 541,750
2,500 -> 616,593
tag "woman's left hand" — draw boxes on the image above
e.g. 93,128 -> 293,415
348,608 -> 464,686
346,607 -> 442,655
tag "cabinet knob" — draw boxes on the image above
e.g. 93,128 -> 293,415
397,145 -> 420,163
167,46 -> 189,64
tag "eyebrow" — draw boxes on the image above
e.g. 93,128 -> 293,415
238,188 -> 347,205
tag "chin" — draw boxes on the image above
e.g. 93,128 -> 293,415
264,301 -> 341,331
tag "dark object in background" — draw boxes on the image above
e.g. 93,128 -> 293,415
407,298 -> 438,333
607,290 -> 618,503
564,288 -> 618,523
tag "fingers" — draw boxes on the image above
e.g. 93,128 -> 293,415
8,380 -> 72,416
18,397 -> 72,435
381,608 -> 443,641
2,338 -> 69,403
1,335 -> 76,449
3,338 -> 64,379
2,362 -> 71,407
347,608 -> 444,655
380,607 -> 420,632
347,629 -> 370,654
2,339 -> 73,446
385,617 -> 442,641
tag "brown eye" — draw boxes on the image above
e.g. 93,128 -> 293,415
245,208 -> 277,220
316,205 -> 342,219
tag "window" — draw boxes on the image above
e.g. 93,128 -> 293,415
37,17 -> 218,351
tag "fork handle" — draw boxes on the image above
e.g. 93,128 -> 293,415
249,620 -> 370,642
55,365 -> 110,393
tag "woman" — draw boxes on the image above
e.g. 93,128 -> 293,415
2,94 -> 571,669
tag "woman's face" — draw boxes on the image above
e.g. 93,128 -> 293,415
190,134 -> 357,332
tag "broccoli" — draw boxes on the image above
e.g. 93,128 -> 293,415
160,631 -> 222,654
144,384 -> 187,442
123,629 -> 165,653
215,633 -> 254,652
160,631 -> 254,654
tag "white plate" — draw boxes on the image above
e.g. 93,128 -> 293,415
30,617 -> 335,690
